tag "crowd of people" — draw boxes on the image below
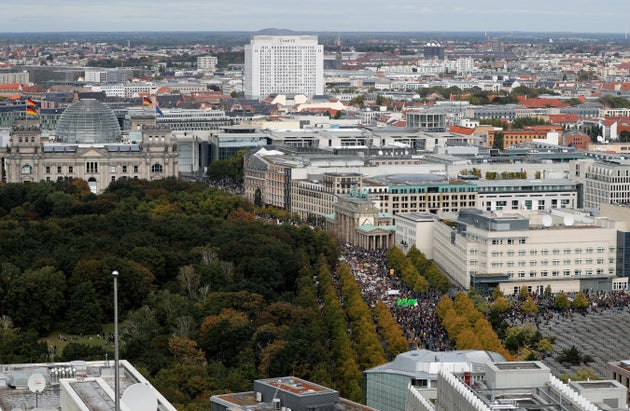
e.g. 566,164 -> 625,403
338,244 -> 630,353
497,288 -> 630,328
340,244 -> 453,352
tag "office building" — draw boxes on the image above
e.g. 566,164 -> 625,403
363,349 -> 505,411
211,376 -> 376,411
423,43 -> 445,60
394,212 -> 437,258
432,209 -> 626,295
608,360 -> 630,405
154,108 -> 234,131
244,35 -> 324,100
474,179 -> 579,211
209,126 -> 269,162
0,70 -> 29,85
410,361 -> 627,411
578,160 -> 630,209
291,172 -> 362,221
363,175 -> 478,216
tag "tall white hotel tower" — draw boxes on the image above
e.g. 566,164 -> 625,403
244,35 -> 324,100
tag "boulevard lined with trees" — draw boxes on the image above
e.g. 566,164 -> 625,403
0,177 -> 626,409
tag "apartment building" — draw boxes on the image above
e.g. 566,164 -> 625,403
197,55 -> 218,71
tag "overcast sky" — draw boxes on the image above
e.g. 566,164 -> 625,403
3,0 -> 629,33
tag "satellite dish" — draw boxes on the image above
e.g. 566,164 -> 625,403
27,373 -> 46,394
563,215 -> 575,226
542,215 -> 553,227
122,383 -> 157,411
597,135 -> 604,142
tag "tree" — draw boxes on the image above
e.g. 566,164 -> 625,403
573,291 -> 589,311
455,328 -> 482,350
5,266 -> 66,333
199,308 -> 252,365
66,282 -> 104,334
492,131 -> 504,150
492,285 -> 504,300
479,119 -> 508,129
556,345 -> 592,366
555,292 -> 571,311
518,286 -> 529,300
521,296 -> 539,316
374,301 -> 408,359
491,296 -> 512,313
254,188 -> 263,207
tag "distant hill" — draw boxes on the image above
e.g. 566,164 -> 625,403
255,28 -> 296,35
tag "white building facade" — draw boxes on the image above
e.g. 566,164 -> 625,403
197,55 -> 218,71
432,209 -> 626,295
244,35 -> 324,100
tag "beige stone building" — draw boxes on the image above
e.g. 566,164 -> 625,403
326,189 -> 394,250
432,209 -> 626,295
2,99 -> 178,194
291,172 -> 362,221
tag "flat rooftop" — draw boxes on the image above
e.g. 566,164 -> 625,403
0,360 -> 175,411
494,362 -> 543,370
257,376 -> 334,395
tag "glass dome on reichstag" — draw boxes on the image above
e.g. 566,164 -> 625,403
55,99 -> 122,144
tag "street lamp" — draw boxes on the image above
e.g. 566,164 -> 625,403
112,270 -> 120,411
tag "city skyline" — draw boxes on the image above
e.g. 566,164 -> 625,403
4,0 -> 630,34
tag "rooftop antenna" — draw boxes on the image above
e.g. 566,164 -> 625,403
27,373 -> 46,408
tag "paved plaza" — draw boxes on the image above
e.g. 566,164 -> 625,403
538,309 -> 630,379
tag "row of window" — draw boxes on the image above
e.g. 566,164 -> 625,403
507,268 -> 611,277
22,163 -> 164,175
472,268 -> 613,278
472,257 -> 611,266
484,245 -> 613,254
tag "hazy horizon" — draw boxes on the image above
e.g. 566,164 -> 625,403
4,0 -> 630,34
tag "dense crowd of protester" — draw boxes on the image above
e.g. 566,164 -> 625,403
340,244 -> 453,351
338,244 -> 630,352
499,288 -> 630,328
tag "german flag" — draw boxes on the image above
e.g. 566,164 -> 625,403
26,98 -> 37,107
143,96 -> 152,106
26,106 -> 37,116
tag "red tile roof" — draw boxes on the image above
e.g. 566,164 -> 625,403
0,83 -> 22,91
449,125 -> 475,135
546,114 -> 580,124
517,96 -> 569,108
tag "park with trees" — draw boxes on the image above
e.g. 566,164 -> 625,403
0,176 -> 615,408
0,177 -> 413,409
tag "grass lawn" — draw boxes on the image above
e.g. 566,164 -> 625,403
42,323 -> 115,359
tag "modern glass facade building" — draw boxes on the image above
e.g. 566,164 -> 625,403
363,349 -> 505,411
55,99 -> 121,144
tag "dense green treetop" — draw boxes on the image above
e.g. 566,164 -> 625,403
0,178 -> 342,409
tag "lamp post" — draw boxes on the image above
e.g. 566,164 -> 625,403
112,270 -> 120,411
